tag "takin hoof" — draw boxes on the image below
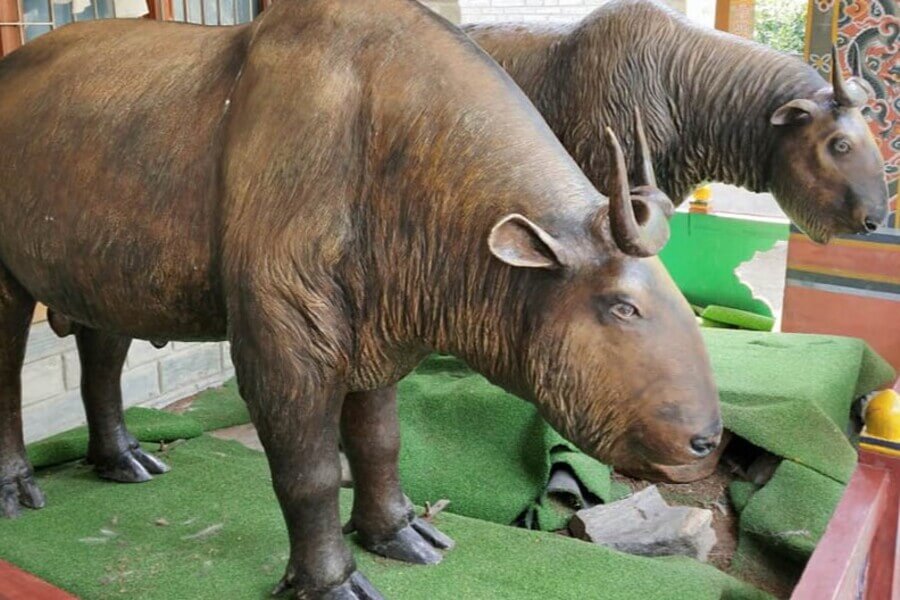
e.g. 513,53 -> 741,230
272,570 -> 385,600
90,445 -> 170,483
356,516 -> 454,565
0,467 -> 46,519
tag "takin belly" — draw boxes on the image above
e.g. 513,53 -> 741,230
0,19 -> 249,340
0,211 -> 228,341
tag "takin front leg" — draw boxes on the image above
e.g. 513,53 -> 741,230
341,386 -> 453,564
233,342 -> 382,599
0,267 -> 44,518
75,328 -> 169,482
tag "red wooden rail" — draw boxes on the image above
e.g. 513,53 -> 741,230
0,560 -> 77,600
792,380 -> 900,600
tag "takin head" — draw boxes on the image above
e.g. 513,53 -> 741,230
489,116 -> 721,482
769,48 -> 889,244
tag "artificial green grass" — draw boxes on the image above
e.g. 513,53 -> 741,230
728,481 -> 760,514
701,306 -> 775,332
26,330 -> 890,536
738,460 -> 845,562
183,379 -> 250,431
0,435 -> 769,600
397,357 -> 628,528
26,407 -> 203,469
703,329 -> 895,484
16,329 -> 894,595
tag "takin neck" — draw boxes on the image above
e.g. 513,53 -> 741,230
468,0 -> 827,202
345,103 -> 600,395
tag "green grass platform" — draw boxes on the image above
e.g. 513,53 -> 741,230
16,329 -> 895,596
0,436 -> 768,600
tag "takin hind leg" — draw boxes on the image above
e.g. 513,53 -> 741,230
341,386 -> 453,564
0,265 -> 44,518
75,327 -> 169,482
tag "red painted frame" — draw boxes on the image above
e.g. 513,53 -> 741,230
792,379 -> 900,600
0,560 -> 77,600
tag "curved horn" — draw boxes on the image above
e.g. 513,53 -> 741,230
603,128 -> 670,257
831,46 -> 867,107
633,107 -> 657,188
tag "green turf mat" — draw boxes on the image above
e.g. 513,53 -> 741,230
737,460 -> 845,562
26,407 -> 203,469
0,435 -> 769,600
183,379 -> 250,431
731,534 -> 805,599
48,330 -> 887,534
396,357 -> 629,528
703,329 -> 895,483
701,306 -> 775,332
728,481 -> 760,514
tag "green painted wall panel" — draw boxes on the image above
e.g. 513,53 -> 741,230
659,213 -> 790,318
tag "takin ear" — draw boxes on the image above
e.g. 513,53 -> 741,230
488,214 -> 567,270
770,99 -> 819,126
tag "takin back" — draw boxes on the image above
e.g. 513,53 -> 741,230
465,0 -> 889,243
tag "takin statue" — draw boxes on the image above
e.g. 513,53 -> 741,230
0,0 -> 720,597
465,0 -> 890,243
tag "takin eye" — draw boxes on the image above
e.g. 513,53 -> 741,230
830,137 -> 852,155
610,302 -> 640,320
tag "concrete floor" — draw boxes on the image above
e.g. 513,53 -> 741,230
209,422 -> 353,485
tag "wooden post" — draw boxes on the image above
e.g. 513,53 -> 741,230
0,0 -> 22,58
146,0 -> 174,20
715,0 -> 756,39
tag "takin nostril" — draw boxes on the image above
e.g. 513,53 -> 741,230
863,218 -> 879,233
690,434 -> 718,457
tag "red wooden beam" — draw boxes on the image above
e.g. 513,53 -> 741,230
0,560 -> 77,600
793,383 -> 900,599
859,444 -> 900,598
791,465 -> 890,599
0,0 -> 22,58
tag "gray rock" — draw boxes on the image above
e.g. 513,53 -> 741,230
569,485 -> 717,562
746,452 -> 781,486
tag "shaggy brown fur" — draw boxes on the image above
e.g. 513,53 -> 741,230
0,1 -> 718,597
466,0 -> 889,243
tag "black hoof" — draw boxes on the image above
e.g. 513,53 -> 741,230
359,517 -> 454,565
0,468 -> 46,519
91,445 -> 170,483
272,571 -> 384,600
322,572 -> 385,600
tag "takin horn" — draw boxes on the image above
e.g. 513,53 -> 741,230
633,108 -> 674,219
831,46 -> 869,108
633,107 -> 657,189
601,127 -> 670,257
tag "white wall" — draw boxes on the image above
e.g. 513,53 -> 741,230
21,323 -> 233,443
459,0 -> 608,23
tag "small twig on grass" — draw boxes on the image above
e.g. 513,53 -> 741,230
422,499 -> 451,521
182,523 -> 224,541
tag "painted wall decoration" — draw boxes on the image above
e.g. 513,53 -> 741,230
839,0 -> 899,218
782,0 -> 899,369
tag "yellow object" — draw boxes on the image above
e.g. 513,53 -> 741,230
859,389 -> 900,457
692,185 -> 712,201
689,185 -> 712,214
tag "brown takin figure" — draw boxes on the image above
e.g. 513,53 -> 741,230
0,0 -> 721,596
465,0 -> 889,243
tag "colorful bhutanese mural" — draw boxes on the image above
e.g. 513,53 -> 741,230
782,0 -> 899,369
